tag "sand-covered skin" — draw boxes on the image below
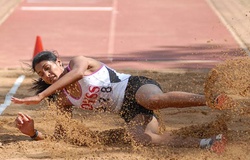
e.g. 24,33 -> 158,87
0,66 -> 249,160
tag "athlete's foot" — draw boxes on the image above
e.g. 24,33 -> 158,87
213,93 -> 234,110
200,134 -> 227,154
210,134 -> 227,154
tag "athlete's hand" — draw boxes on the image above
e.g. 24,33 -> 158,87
15,112 -> 36,137
11,94 -> 43,105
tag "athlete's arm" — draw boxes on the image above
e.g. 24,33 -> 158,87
15,112 -> 44,140
38,56 -> 102,100
15,94 -> 73,141
11,56 -> 102,105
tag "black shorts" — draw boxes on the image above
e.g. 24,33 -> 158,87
119,76 -> 163,123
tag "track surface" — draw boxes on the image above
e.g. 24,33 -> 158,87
0,0 -> 245,70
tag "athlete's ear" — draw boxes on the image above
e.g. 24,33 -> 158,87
56,59 -> 63,67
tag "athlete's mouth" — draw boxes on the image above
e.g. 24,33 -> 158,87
50,76 -> 56,83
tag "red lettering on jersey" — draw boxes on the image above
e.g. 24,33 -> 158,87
80,103 -> 93,110
85,93 -> 98,99
89,86 -> 100,93
80,86 -> 100,110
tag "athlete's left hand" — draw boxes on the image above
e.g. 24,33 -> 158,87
15,112 -> 35,136
11,94 -> 43,105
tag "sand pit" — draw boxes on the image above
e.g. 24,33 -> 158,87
0,65 -> 250,159
205,57 -> 250,110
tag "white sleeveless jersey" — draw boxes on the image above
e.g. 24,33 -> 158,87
63,65 -> 131,113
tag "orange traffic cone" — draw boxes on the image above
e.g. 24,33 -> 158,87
33,36 -> 44,58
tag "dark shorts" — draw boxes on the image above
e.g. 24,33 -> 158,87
119,76 -> 163,123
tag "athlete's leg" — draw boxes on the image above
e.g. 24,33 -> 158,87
126,114 -> 200,147
127,114 -> 226,152
135,84 -> 206,110
126,114 -> 152,145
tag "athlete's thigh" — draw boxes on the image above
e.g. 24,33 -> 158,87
135,84 -> 163,107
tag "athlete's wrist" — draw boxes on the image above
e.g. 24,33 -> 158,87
37,92 -> 45,101
29,129 -> 38,139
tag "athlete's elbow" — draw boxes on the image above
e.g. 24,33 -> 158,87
74,70 -> 85,79
67,68 -> 85,80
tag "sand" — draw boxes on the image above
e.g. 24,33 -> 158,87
0,59 -> 250,160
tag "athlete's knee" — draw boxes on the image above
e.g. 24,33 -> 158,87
130,132 -> 152,146
150,93 -> 162,101
146,94 -> 163,106
127,114 -> 153,145
127,126 -> 152,145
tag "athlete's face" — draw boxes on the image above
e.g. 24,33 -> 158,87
35,60 -> 64,84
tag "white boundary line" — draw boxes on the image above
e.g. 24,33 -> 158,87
206,0 -> 250,56
0,1 -> 21,26
0,75 -> 25,115
107,0 -> 118,61
21,6 -> 113,11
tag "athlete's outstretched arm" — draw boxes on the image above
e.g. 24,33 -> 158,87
12,56 -> 101,105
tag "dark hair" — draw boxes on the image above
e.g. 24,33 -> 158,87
32,51 -> 57,72
31,51 -> 58,101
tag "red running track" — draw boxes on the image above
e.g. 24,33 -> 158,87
0,0 -> 245,71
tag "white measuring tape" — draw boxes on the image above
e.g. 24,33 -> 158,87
0,75 -> 25,115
